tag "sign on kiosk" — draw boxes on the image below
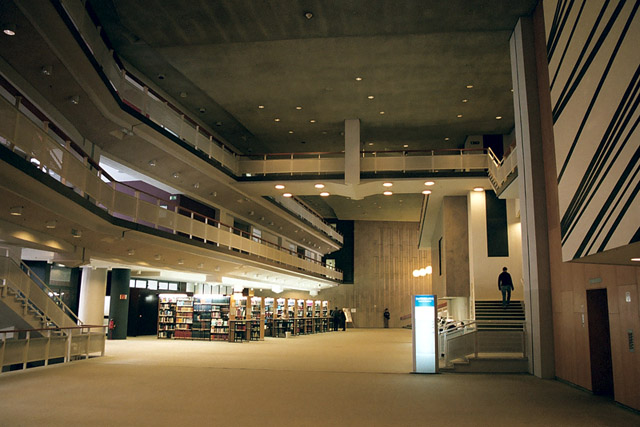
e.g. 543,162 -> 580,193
412,295 -> 438,373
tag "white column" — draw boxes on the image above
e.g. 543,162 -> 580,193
511,17 -> 555,379
78,267 -> 108,326
344,119 -> 360,186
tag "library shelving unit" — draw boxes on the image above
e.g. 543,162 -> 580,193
305,300 -> 314,334
158,295 -> 179,339
287,298 -> 297,336
273,298 -> 288,338
249,296 -> 264,341
175,298 -> 194,339
230,294 -> 248,343
314,300 -> 322,333
322,301 -> 330,332
296,299 -> 305,335
210,295 -> 231,341
264,297 -> 274,337
193,298 -> 213,340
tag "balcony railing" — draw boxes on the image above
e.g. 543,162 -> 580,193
0,90 -> 342,282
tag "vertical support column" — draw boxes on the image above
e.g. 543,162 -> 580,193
78,267 -> 108,327
344,119 -> 361,186
511,16 -> 555,378
108,268 -> 131,340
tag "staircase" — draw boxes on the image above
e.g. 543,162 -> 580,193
475,300 -> 525,330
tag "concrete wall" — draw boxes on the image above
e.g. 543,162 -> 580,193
443,196 -> 470,297
468,192 -> 523,300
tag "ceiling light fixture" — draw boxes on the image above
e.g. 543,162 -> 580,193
193,182 -> 200,189
3,24 -> 16,36
379,111 -> 385,115
258,105 -> 265,109
473,187 -> 484,192
422,190 -> 432,195
157,74 -> 165,80
314,183 -> 325,189
179,92 -> 187,98
457,114 -> 463,118
283,193 -> 293,198
288,130 -> 294,134
424,181 -> 435,186
631,258 -> 640,262
309,119 -> 316,123
296,106 -> 302,110
355,77 -> 362,81
320,192 -> 330,197
462,99 -> 468,103
148,159 -> 156,167
178,259 -> 184,265
46,220 -> 57,229
172,172 -> 180,179
466,85 -> 474,89
383,191 -> 393,196
127,249 -> 135,256
444,137 -> 450,141
69,95 -> 80,105
41,65 -> 53,76
154,254 -> 162,261
304,11 -> 313,19
274,118 -> 280,122
9,206 -> 23,216
368,142 -> 374,146
368,95 -> 375,99
275,184 -> 285,190
71,229 -> 82,238
403,144 -> 409,148
383,182 -> 393,187
496,116 -> 503,120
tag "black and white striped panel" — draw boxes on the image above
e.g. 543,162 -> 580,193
545,0 -> 640,261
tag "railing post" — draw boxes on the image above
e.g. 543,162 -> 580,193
101,326 -> 106,356
65,329 -> 72,363
474,329 -> 479,358
134,190 -> 140,223
44,329 -> 51,366
22,331 -> 30,370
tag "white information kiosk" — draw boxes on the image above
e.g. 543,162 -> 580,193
412,294 -> 438,373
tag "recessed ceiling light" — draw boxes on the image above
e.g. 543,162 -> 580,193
69,95 -> 80,105
178,259 -> 184,265
457,114 -> 463,118
355,77 -> 362,81
368,95 -> 375,99
9,206 -> 23,216
379,111 -> 385,115
46,220 -> 57,229
631,258 -> 640,262
424,181 -> 435,186
496,116 -> 503,120
314,183 -> 325,189
172,172 -> 180,179
127,249 -> 135,256
304,11 -> 313,19
473,187 -> 484,192
296,106 -> 302,110
403,144 -> 409,148
41,65 -> 53,76
383,191 -> 393,196
422,190 -> 432,195
462,99 -> 468,103
275,184 -> 285,190
157,74 -> 165,80
288,130 -> 294,134
320,192 -> 330,197
283,193 -> 293,198
444,137 -> 450,141
274,118 -> 280,122
310,119 -> 316,123
258,105 -> 265,109
383,182 -> 393,187
466,85 -> 473,89
179,92 -> 187,98
3,24 -> 16,36
71,229 -> 82,238
154,254 -> 162,261
148,159 -> 156,167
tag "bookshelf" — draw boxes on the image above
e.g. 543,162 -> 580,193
209,295 -> 230,341
249,297 -> 264,341
175,298 -> 194,339
264,297 -> 274,337
305,300 -> 314,334
158,295 -> 178,339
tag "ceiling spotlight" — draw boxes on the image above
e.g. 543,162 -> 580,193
309,119 -> 316,123
157,74 -> 165,80
457,114 -> 463,118
422,190 -> 432,195
304,11 -> 313,19
9,206 -> 23,216
631,258 -> 640,262
314,183 -> 325,189
496,116 -> 503,120
283,193 -> 292,198
41,65 -> 53,76
71,229 -> 82,238
368,95 -> 375,99
403,144 -> 409,148
383,182 -> 393,187
154,254 -> 162,261
258,105 -> 265,109
178,259 -> 184,265
355,77 -> 362,81
193,182 -> 200,189
127,249 -> 135,256
172,172 -> 180,179
296,106 -> 302,110
69,95 -> 80,105
320,192 -> 330,197
473,187 -> 484,192
424,181 -> 435,186
466,85 -> 474,89
288,130 -> 294,134
274,118 -> 280,122
148,159 -> 157,167
383,191 -> 393,196
179,92 -> 187,98
3,24 -> 16,36
379,111 -> 385,115
462,99 -> 468,103
444,137 -> 450,141
275,184 -> 285,190
199,107 -> 206,113
45,220 -> 57,229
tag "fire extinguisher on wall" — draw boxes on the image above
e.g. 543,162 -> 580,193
108,319 -> 116,339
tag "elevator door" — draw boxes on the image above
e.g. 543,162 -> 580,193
586,289 -> 614,397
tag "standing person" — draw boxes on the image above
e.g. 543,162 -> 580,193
383,308 -> 390,328
498,267 -> 514,309
339,309 -> 347,331
332,307 -> 339,331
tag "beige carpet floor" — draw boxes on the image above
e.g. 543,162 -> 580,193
0,329 -> 637,426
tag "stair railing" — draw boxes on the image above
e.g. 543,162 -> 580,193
0,254 -> 80,330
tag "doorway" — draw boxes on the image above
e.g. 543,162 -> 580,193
586,289 -> 614,397
127,289 -> 159,336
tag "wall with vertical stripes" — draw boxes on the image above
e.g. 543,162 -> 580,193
545,0 -> 639,261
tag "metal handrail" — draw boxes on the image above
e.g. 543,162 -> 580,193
0,325 -> 105,336
17,259 -> 83,325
